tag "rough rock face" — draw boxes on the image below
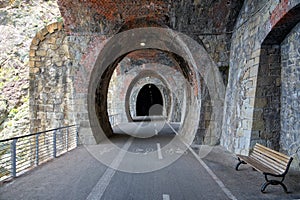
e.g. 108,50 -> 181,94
0,0 -> 61,139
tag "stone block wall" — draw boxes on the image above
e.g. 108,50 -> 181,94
29,23 -> 106,144
29,22 -> 75,133
252,45 -> 281,150
281,22 -> 300,168
222,0 -> 300,170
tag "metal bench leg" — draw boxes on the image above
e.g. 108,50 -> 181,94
235,157 -> 246,171
261,174 -> 288,193
278,181 -> 288,193
261,181 -> 271,193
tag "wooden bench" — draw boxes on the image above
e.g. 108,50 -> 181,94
235,143 -> 293,193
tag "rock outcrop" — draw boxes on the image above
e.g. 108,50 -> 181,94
0,0 -> 61,139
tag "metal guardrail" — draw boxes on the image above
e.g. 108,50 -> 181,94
0,125 -> 78,182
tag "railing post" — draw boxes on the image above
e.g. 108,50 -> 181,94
66,128 -> 69,151
10,139 -> 17,177
76,125 -> 79,147
35,134 -> 39,166
53,130 -> 57,158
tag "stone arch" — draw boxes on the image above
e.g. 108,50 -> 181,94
29,22 -> 73,133
107,57 -> 186,127
129,78 -> 169,121
222,1 -> 300,157
29,22 -> 64,73
252,3 -> 300,150
251,3 -> 300,168
88,27 -> 225,145
124,70 -> 173,123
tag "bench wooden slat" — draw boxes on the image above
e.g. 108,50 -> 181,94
255,144 -> 290,162
237,143 -> 293,176
250,152 -> 285,174
252,150 -> 289,168
254,146 -> 289,164
252,148 -> 288,166
237,154 -> 279,175
254,148 -> 289,166
251,151 -> 286,171
236,143 -> 293,193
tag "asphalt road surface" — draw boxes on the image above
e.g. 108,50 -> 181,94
1,122 -> 300,200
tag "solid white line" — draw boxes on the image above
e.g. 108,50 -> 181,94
187,145 -> 237,200
86,137 -> 134,200
165,121 -> 237,200
165,122 -> 178,135
157,143 -> 163,159
163,194 -> 170,200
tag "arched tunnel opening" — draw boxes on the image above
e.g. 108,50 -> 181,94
136,84 -> 163,117
99,48 -> 190,137
87,28 -> 225,149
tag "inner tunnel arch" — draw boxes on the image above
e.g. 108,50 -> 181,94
124,69 -> 174,123
88,27 -> 225,146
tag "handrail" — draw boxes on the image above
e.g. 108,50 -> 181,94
0,125 -> 77,143
0,125 -> 79,182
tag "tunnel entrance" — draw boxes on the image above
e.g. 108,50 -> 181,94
87,27 -> 224,147
136,84 -> 163,116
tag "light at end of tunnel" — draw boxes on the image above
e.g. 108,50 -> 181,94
140,42 -> 146,46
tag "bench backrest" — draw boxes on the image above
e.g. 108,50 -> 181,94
250,143 -> 293,175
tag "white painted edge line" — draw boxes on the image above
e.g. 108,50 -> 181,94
163,194 -> 170,200
157,143 -> 163,159
86,137 -> 134,200
187,144 -> 238,200
165,121 -> 178,135
165,121 -> 238,200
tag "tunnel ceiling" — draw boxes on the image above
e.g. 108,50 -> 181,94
57,0 -> 244,35
121,50 -> 180,72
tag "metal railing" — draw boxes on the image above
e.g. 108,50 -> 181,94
0,125 -> 78,182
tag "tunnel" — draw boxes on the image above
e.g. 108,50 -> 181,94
136,84 -> 163,117
87,27 -> 225,147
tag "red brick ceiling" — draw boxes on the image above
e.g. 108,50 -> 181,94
57,0 -> 244,34
57,0 -> 169,33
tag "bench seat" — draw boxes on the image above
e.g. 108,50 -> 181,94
236,143 -> 293,193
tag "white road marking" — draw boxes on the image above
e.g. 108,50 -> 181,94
157,143 -> 163,159
163,194 -> 170,200
86,137 -> 134,200
165,122 -> 237,200
187,144 -> 237,200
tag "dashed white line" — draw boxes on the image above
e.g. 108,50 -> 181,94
157,143 -> 163,160
86,137 -> 134,200
163,194 -> 170,200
